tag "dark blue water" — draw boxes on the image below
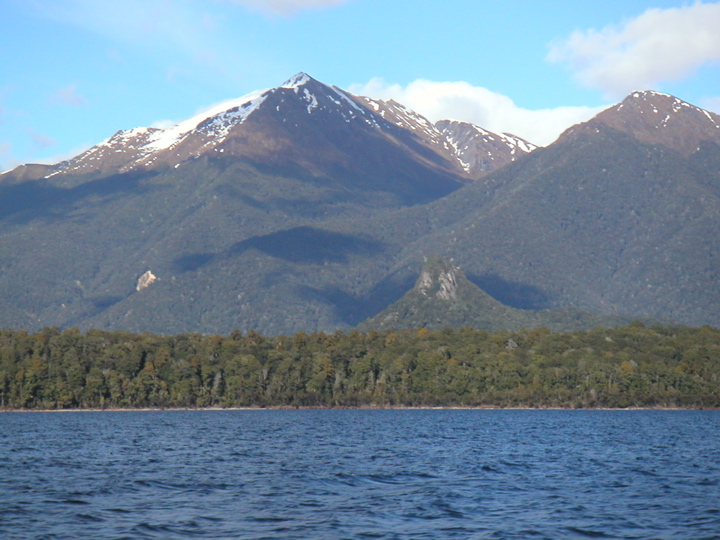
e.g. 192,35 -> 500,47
1,410 -> 719,539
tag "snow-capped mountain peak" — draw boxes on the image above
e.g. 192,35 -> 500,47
281,72 -> 313,89
584,89 -> 720,156
614,90 -> 720,127
33,73 -> 538,181
52,72 -> 391,177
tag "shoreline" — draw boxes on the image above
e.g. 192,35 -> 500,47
1,405 -> 714,413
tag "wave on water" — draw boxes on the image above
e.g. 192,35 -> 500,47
1,409 -> 719,538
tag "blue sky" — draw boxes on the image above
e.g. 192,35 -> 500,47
2,0 -> 720,172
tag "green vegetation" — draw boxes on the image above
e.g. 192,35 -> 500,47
357,256 -> 639,333
1,323 -> 718,410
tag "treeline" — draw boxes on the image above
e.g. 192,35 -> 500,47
1,323 -> 719,410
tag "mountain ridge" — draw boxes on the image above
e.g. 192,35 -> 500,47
8,73 -> 535,184
0,75 -> 718,334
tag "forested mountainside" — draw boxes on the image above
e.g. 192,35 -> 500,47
357,257 -> 639,332
0,76 -> 718,334
372,91 -> 720,328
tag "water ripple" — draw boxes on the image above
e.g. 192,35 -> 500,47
1,410 -> 719,538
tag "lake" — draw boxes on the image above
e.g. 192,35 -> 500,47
1,409 -> 719,539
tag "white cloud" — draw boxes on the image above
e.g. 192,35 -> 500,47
29,130 -> 56,150
38,1 -> 240,79
0,142 -> 16,172
149,119 -> 177,130
547,2 -> 720,98
351,78 -> 606,147
222,0 -> 346,16
702,96 -> 720,114
50,84 -> 89,107
33,143 -> 94,166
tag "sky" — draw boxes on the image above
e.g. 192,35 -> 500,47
2,0 -> 720,172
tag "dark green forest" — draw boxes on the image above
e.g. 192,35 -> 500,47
1,323 -> 719,410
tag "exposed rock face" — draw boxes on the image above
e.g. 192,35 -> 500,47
417,257 -> 459,300
136,270 -> 157,291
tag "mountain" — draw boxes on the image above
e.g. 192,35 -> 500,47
436,120 -> 536,178
36,73 -> 470,205
0,73 -> 521,335
380,91 -> 720,327
357,257 -> 634,332
0,76 -> 718,334
28,74 -> 536,191
567,90 -> 720,157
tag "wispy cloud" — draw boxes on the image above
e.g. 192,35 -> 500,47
351,78 -> 606,147
0,142 -> 20,174
547,1 -> 720,98
50,84 -> 89,107
28,0 -> 345,98
701,96 -> 720,113
29,130 -> 56,150
35,143 -> 95,166
34,0 -> 248,83
222,0 -> 346,16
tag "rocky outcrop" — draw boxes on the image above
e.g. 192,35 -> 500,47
136,270 -> 158,292
358,257 -> 636,332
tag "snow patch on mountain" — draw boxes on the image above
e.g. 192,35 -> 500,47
442,132 -> 472,173
500,133 -> 537,154
621,90 -> 720,130
303,89 -> 319,113
145,89 -> 268,152
359,97 -> 446,146
47,88 -> 271,176
436,120 -> 537,177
